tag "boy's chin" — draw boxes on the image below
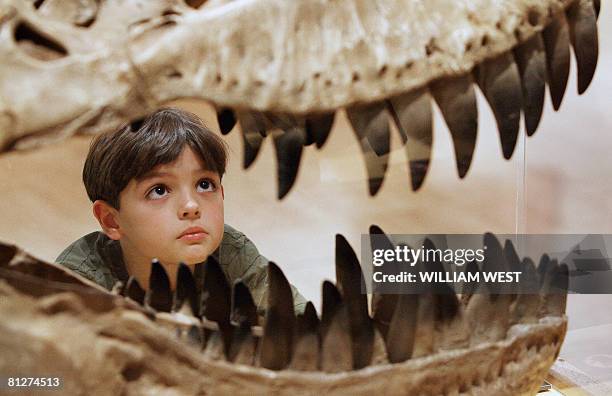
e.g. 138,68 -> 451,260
178,250 -> 211,266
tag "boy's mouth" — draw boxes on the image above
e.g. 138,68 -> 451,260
178,226 -> 207,242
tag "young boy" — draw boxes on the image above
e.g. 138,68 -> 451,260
56,107 -> 306,315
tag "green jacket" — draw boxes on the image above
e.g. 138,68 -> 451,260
56,224 -> 306,315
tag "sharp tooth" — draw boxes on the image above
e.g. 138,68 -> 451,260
538,256 -> 557,317
465,234 -> 513,344
371,294 -> 397,340
483,233 -> 509,273
514,34 -> 546,136
460,260 -> 480,305
236,111 -> 266,169
542,13 -> 571,111
567,0 -> 599,94
551,262 -> 569,316
273,127 -> 305,199
320,281 -> 353,372
146,260 -> 173,312
421,239 -> 469,350
503,240 -> 521,304
368,224 -> 396,259
289,301 -> 320,371
346,102 -> 390,195
369,225 -> 398,339
259,262 -> 295,370
540,260 -> 568,317
305,112 -> 335,149
201,255 -> 232,327
125,276 -> 145,305
430,75 -> 478,178
201,256 -> 233,359
335,234 -> 375,369
216,107 -> 236,135
227,281 -> 258,365
388,88 -> 433,190
347,102 -> 391,157
173,263 -> 199,317
231,280 -> 258,326
385,293 -> 418,363
397,254 -> 435,358
465,292 -> 513,345
434,289 -> 469,351
503,240 -> 521,272
412,291 -> 435,358
510,257 -> 540,324
482,233 -> 517,297
475,53 -> 523,159
537,254 -> 553,287
320,281 -> 343,331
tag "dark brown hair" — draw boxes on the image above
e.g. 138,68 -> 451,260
83,107 -> 228,209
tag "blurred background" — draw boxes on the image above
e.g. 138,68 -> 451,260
0,3 -> 610,390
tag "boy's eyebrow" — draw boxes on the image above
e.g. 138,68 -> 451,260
136,171 -> 172,182
197,167 -> 217,175
136,167 -> 217,182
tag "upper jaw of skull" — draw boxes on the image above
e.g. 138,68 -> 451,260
0,0 -> 600,197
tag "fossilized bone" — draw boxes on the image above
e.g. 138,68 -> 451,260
0,229 -> 569,395
0,0 -> 601,197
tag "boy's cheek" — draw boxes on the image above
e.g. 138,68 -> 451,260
208,210 -> 224,243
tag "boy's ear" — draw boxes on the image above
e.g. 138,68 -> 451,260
92,200 -> 122,240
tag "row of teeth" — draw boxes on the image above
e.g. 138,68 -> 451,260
216,0 -> 599,199
117,227 -> 569,373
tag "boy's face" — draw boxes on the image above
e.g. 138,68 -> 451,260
112,146 -> 224,267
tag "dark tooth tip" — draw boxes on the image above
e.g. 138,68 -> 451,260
305,112 -> 335,149
231,280 -> 257,326
274,128 -> 304,200
457,157 -> 472,179
0,243 -> 17,265
368,177 -> 384,195
503,143 -> 515,160
566,0 -> 599,95
174,263 -> 199,316
147,260 -> 173,312
125,276 -> 146,305
346,102 -> 390,197
409,159 -> 429,191
430,75 -> 478,183
542,15 -> 570,113
217,108 -> 237,135
514,34 -> 546,138
259,261 -> 295,370
369,224 -> 384,235
129,117 -> 145,132
201,255 -> 231,324
237,112 -> 266,169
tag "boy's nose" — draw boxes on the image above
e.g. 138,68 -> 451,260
179,199 -> 200,219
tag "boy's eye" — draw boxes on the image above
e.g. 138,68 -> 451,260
146,185 -> 168,200
197,179 -> 216,192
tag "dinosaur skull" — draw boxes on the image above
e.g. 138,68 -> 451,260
0,0 -> 600,197
0,230 -> 569,395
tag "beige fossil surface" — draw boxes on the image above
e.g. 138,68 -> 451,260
0,232 -> 570,395
0,0 -> 590,148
